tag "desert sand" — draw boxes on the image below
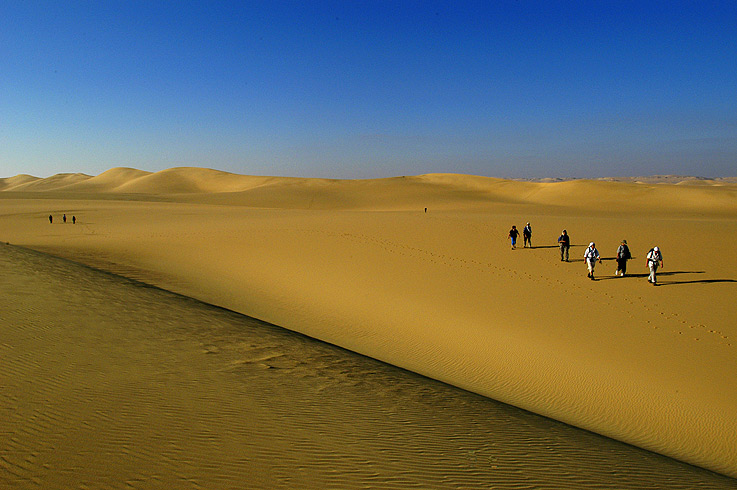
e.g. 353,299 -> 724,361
1,167 -> 736,484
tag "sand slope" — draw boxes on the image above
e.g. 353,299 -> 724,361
0,174 -> 39,191
1,172 -> 91,192
1,168 -> 736,478
6,244 -> 734,488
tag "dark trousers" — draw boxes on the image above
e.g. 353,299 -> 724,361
616,258 -> 628,274
560,244 -> 569,261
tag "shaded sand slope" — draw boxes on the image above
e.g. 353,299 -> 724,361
4,244 -> 735,489
1,168 -> 737,478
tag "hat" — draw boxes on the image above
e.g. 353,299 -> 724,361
622,239 -> 627,244
654,246 -> 659,252
562,229 -> 567,233
589,242 -> 595,247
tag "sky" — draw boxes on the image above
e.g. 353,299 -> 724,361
2,1 -> 736,179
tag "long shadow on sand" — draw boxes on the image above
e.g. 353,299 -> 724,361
531,244 -> 585,249
594,271 -> 732,284
658,278 -> 737,286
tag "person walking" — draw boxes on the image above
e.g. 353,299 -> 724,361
72,215 -> 76,224
508,225 -> 520,249
646,246 -> 664,285
615,239 -> 631,276
584,242 -> 602,280
558,230 -> 570,261
523,222 -> 532,248
49,215 -> 53,224
63,214 -> 67,224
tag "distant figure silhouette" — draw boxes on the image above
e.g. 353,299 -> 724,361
72,216 -> 76,224
63,214 -> 67,223
424,207 -> 427,213
49,215 -> 53,224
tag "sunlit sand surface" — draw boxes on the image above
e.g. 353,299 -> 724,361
1,168 -> 736,483
2,244 -> 734,489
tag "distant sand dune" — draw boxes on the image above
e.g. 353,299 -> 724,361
1,167 -> 736,479
0,174 -> 40,191
2,172 -> 91,192
2,167 -> 736,213
3,168 -> 737,214
63,167 -> 153,192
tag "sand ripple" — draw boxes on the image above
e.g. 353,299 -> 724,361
1,244 -> 735,489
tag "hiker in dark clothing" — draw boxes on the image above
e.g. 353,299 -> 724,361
508,226 -> 520,249
615,239 -> 631,276
49,215 -> 53,224
558,230 -> 570,261
523,222 -> 532,248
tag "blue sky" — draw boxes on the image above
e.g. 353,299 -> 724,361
2,1 -> 736,179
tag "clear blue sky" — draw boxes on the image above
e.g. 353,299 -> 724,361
2,1 -> 736,179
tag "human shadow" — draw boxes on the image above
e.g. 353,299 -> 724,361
595,271 -> 707,282
526,244 -> 585,250
658,278 -> 737,286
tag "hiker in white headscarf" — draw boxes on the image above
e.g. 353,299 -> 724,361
583,242 -> 602,280
646,246 -> 664,285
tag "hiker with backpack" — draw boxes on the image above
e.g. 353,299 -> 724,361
615,239 -> 632,276
584,242 -> 602,280
523,222 -> 532,248
646,247 -> 664,285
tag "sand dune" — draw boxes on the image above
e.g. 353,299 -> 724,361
0,174 -> 40,191
2,172 -> 91,192
4,244 -> 733,488
1,167 -> 736,480
0,245 -> 734,490
61,167 -> 153,192
4,167 -> 737,213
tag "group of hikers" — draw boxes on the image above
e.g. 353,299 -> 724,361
48,214 -> 76,225
508,223 -> 665,285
